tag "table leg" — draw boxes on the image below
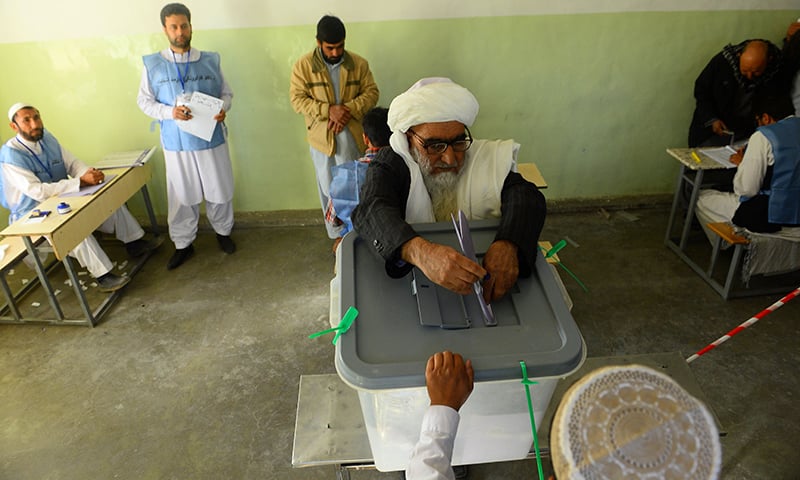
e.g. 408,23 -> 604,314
23,236 -> 64,321
664,166 -> 685,245
334,465 -> 351,480
722,245 -> 745,300
139,185 -> 160,235
63,257 -> 95,327
679,169 -> 704,251
0,276 -> 22,321
708,236 -> 722,277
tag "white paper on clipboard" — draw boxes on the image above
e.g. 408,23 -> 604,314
176,91 -> 224,141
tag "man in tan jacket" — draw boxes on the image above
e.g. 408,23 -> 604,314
290,15 -> 379,240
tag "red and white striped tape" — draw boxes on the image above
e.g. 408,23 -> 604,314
686,286 -> 800,364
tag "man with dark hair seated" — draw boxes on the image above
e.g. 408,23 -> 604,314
1,103 -> 161,291
696,92 -> 800,236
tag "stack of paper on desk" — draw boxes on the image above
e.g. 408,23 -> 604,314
699,146 -> 737,168
95,147 -> 156,169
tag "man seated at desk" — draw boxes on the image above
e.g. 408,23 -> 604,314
689,39 -> 782,148
0,103 -> 161,292
351,78 -> 546,302
695,93 -> 800,238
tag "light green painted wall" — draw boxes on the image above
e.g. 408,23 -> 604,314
0,10 -> 793,219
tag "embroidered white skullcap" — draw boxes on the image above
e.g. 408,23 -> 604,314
551,365 -> 721,480
387,77 -> 479,133
8,102 -> 34,122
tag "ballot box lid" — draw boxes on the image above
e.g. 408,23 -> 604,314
336,219 -> 585,390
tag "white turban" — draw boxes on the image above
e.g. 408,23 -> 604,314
8,102 -> 33,122
386,78 -> 480,223
387,77 -> 479,134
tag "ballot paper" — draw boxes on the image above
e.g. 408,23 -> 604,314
452,211 -> 496,326
699,146 -> 738,168
60,174 -> 117,197
176,91 -> 224,141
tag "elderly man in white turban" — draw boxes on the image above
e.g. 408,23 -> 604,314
352,78 -> 546,301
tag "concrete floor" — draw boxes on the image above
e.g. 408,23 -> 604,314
1,206 -> 799,479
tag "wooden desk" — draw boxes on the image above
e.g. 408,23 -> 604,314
518,162 -> 548,189
0,157 -> 160,326
664,147 -> 731,253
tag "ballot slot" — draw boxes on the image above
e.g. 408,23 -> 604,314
412,269 -> 471,329
411,267 -> 523,330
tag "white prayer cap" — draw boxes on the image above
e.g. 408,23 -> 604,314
551,365 -> 721,480
387,77 -> 479,133
8,102 -> 34,122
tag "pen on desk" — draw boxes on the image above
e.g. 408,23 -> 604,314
691,150 -> 702,164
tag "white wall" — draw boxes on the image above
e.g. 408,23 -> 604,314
0,0 -> 796,44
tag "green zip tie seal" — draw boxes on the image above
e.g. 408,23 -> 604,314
520,360 -> 545,480
308,306 -> 359,345
539,240 -> 589,293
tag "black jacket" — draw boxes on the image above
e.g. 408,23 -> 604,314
351,147 -> 546,279
689,40 -> 783,147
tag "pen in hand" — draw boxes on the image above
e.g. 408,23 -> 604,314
80,167 -> 105,187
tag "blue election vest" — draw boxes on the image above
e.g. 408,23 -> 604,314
758,116 -> 800,225
143,51 -> 225,151
0,130 -> 69,222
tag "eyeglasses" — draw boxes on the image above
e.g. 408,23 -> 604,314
408,126 -> 473,155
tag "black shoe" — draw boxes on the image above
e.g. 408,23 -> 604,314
216,234 -> 236,254
96,273 -> 130,292
125,236 -> 165,257
167,244 -> 194,270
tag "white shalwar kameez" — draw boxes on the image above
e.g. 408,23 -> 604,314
405,405 -> 460,480
137,49 -> 235,249
1,136 -> 144,277
311,59 -> 360,239
695,130 -> 774,243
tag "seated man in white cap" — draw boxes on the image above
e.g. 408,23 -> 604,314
0,103 -> 161,292
352,78 -> 546,301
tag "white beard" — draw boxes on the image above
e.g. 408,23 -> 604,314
411,148 -> 463,221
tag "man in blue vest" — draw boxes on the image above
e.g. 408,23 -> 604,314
1,103 -> 161,292
696,93 -> 800,235
137,2 -> 236,270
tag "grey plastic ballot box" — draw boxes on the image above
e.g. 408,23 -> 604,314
333,219 -> 585,471
336,219 -> 584,387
